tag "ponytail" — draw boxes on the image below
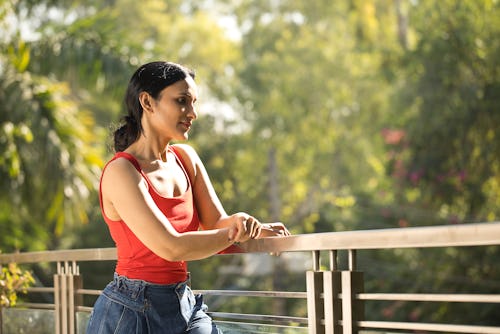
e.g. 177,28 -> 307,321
113,116 -> 140,152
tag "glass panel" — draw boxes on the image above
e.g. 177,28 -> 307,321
1,308 -> 55,334
76,311 -> 91,334
216,321 -> 308,334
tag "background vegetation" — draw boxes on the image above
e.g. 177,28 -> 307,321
1,0 -> 499,327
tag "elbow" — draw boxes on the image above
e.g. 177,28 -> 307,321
155,238 -> 190,262
156,247 -> 186,262
164,251 -> 186,262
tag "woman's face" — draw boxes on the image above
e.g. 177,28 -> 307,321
148,76 -> 198,141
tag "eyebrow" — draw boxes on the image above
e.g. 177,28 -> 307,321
179,91 -> 197,100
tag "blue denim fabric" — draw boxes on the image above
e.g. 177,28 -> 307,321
86,273 -> 222,334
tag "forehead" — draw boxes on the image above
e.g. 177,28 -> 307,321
161,77 -> 197,97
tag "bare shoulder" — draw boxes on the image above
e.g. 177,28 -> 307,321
100,157 -> 145,220
172,143 -> 199,160
172,143 -> 201,168
102,157 -> 142,187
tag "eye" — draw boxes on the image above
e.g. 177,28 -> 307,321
177,97 -> 187,104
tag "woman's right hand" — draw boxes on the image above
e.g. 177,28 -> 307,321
226,212 -> 262,243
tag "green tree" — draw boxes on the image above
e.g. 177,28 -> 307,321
383,0 -> 500,325
215,0 -> 403,234
0,43 -> 103,251
398,0 -> 500,223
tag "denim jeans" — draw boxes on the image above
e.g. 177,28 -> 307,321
86,273 -> 222,334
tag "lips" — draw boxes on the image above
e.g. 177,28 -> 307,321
180,121 -> 192,130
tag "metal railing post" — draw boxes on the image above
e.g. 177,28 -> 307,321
54,261 -> 81,334
341,250 -> 364,334
69,261 -> 83,334
54,263 -> 61,334
307,250 -> 324,334
323,250 -> 342,334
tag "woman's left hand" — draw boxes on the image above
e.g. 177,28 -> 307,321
258,222 -> 290,238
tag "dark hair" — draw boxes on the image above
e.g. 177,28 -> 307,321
114,61 -> 195,152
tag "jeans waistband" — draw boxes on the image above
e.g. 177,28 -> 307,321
113,272 -> 190,293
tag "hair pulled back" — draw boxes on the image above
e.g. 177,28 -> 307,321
114,61 -> 195,152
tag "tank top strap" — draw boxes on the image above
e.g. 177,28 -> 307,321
113,152 -> 142,172
108,149 -> 191,190
169,145 -> 192,187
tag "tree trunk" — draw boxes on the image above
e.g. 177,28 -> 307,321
395,0 -> 408,49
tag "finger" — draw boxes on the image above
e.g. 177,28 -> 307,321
243,217 -> 252,237
251,220 -> 261,239
253,223 -> 262,239
251,218 -> 262,238
274,223 -> 290,236
246,218 -> 256,238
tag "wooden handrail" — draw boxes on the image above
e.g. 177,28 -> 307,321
1,222 -> 499,264
242,221 -> 500,253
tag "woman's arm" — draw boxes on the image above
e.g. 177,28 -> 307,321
172,144 -> 289,237
101,157 -> 254,262
172,144 -> 239,229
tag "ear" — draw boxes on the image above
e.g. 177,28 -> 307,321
139,92 -> 154,112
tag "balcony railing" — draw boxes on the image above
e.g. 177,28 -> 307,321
1,222 -> 500,334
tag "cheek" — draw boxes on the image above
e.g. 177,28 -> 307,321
149,110 -> 172,130
155,104 -> 176,121
159,113 -> 176,126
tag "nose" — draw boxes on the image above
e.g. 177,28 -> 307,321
187,104 -> 198,120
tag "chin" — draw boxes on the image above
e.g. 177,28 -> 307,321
175,133 -> 189,141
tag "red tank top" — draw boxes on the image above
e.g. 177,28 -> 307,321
99,146 -> 200,284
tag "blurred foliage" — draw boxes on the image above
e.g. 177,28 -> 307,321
0,0 -> 499,327
399,0 -> 500,223
0,263 -> 34,307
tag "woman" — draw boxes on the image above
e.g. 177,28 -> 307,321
86,61 -> 289,333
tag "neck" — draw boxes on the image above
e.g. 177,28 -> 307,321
127,140 -> 170,163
